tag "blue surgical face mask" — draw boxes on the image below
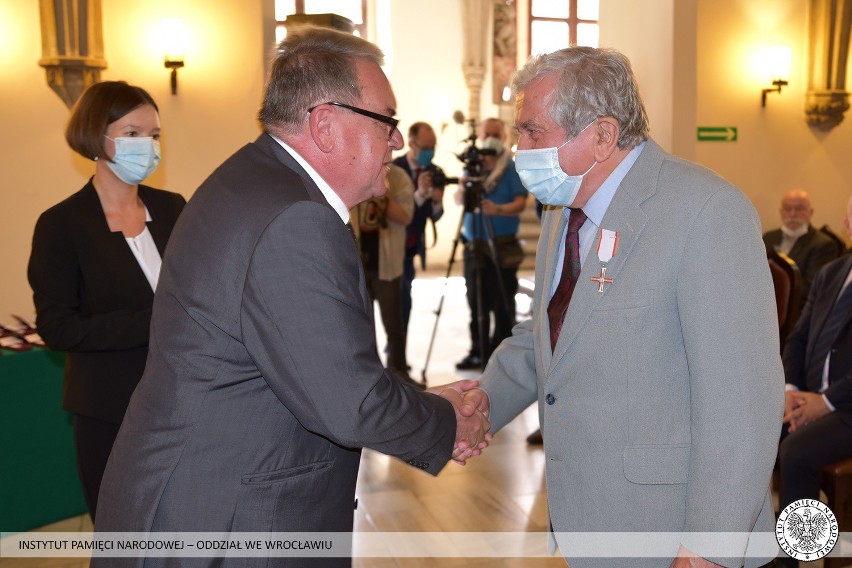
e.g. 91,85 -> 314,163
415,147 -> 435,167
104,136 -> 161,185
514,121 -> 596,207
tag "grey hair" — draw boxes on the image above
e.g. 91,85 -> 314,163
512,46 -> 649,149
258,26 -> 384,134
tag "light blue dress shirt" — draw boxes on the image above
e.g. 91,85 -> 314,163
550,142 -> 645,298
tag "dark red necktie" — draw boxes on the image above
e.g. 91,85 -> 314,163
547,209 -> 587,350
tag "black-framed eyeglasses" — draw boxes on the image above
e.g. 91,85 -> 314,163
308,101 -> 399,138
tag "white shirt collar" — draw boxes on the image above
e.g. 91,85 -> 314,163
270,135 -> 350,224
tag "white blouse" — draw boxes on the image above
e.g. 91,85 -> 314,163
124,208 -> 162,291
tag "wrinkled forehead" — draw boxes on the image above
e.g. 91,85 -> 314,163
516,74 -> 557,119
781,196 -> 810,210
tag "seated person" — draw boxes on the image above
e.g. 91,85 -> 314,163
776,195 -> 852,567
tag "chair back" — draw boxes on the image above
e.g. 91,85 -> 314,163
768,249 -> 802,348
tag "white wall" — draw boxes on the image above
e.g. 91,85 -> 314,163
693,0 -> 852,237
599,0 -> 676,153
600,0 -> 851,241
385,0 -> 471,271
0,0 -> 267,316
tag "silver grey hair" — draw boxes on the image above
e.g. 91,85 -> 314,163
258,26 -> 384,134
512,46 -> 649,149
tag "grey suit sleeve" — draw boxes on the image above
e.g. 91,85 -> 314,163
479,316 -> 539,432
676,188 -> 785,562
240,201 -> 455,475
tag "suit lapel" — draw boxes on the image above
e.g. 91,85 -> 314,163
139,187 -> 170,255
536,207 -> 569,371
80,182 -> 155,298
809,256 -> 852,355
547,140 -> 661,376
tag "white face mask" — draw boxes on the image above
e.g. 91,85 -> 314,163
514,121 -> 596,207
481,137 -> 504,155
104,136 -> 161,185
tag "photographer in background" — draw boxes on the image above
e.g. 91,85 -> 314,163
455,117 -> 528,370
394,122 -> 446,344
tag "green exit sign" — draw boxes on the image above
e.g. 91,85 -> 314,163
697,126 -> 737,142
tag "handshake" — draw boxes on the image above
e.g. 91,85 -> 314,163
426,379 -> 492,465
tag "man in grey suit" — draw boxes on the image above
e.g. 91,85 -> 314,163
460,47 -> 784,567
94,26 -> 488,566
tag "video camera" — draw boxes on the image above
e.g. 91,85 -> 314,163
440,118 -> 497,212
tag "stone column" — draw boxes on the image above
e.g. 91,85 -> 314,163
460,0 -> 491,122
38,0 -> 107,109
805,0 -> 852,130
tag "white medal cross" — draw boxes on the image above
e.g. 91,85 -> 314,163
591,266 -> 614,292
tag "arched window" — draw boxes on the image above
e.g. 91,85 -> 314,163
529,0 -> 599,55
275,0 -> 367,43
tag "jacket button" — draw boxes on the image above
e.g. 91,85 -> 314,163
545,394 -> 555,405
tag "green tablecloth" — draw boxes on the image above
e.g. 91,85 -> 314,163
0,348 -> 88,531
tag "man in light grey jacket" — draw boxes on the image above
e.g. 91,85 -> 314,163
461,46 -> 784,567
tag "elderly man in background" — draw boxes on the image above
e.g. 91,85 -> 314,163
763,189 -> 840,304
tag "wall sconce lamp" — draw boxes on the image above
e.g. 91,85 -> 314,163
761,46 -> 792,107
160,19 -> 186,95
164,59 -> 184,95
762,79 -> 788,107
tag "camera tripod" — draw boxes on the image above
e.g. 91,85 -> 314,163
421,178 -> 513,381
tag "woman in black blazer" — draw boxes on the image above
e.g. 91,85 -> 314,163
27,81 -> 185,520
